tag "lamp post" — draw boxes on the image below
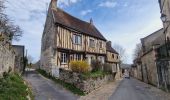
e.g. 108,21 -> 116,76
160,13 -> 169,58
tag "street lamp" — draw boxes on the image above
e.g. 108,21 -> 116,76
161,13 -> 167,23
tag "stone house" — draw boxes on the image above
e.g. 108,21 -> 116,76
158,0 -> 170,91
131,28 -> 170,91
140,29 -> 164,86
40,0 -> 120,76
159,0 -> 170,39
131,58 -> 143,81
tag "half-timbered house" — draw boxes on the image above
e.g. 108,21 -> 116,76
40,0 -> 119,75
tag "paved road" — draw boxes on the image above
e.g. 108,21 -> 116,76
24,70 -> 79,100
109,78 -> 170,100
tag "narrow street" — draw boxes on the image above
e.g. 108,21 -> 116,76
109,78 -> 170,100
23,70 -> 79,100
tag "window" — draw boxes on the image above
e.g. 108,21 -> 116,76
99,41 -> 102,48
74,54 -> 81,60
89,39 -> 95,47
73,34 -> 81,45
61,53 -> 67,64
112,54 -> 114,58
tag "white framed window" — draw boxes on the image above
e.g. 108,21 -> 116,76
61,53 -> 67,64
89,39 -> 95,47
73,34 -> 82,45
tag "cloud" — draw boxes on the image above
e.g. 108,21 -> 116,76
80,9 -> 92,16
58,0 -> 81,8
99,1 -> 117,8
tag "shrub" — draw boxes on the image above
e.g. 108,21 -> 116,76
91,59 -> 103,72
103,63 -> 113,74
70,61 -> 90,73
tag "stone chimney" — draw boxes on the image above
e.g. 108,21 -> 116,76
107,41 -> 112,47
90,18 -> 93,25
51,0 -> 57,9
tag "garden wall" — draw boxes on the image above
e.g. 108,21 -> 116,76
59,68 -> 115,93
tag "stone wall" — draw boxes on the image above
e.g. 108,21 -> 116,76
59,68 -> 114,93
0,43 -> 15,77
141,50 -> 158,86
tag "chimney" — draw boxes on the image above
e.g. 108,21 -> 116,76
90,18 -> 93,25
107,41 -> 112,47
51,0 -> 57,9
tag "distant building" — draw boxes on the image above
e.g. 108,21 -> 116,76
12,45 -> 25,74
106,41 -> 121,79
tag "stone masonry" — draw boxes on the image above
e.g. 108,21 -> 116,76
59,68 -> 114,93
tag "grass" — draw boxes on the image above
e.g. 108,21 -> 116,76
0,73 -> 32,100
36,69 -> 85,96
82,70 -> 109,79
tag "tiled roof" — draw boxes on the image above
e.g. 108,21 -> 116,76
52,9 -> 106,41
106,42 -> 118,54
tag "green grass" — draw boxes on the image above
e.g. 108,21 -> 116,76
0,73 -> 32,100
36,69 -> 85,96
82,70 -> 109,79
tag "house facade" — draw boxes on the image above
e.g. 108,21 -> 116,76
40,0 -> 120,76
158,0 -> 170,91
131,28 -> 170,91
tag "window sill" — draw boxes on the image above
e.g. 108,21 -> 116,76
61,63 -> 67,65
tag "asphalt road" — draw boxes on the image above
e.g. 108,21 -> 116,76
109,78 -> 170,100
24,70 -> 78,100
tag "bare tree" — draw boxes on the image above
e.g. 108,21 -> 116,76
0,0 -> 22,41
133,43 -> 142,60
27,55 -> 34,64
113,44 -> 127,63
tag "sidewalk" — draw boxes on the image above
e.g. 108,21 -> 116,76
78,79 -> 122,100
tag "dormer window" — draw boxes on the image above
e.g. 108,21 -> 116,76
73,34 -> 82,45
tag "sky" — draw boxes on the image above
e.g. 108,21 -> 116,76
4,0 -> 163,64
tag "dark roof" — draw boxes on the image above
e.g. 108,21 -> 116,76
106,42 -> 118,54
52,9 -> 106,41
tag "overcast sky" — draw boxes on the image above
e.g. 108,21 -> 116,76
5,0 -> 163,63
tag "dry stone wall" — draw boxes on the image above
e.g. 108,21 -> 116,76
0,43 -> 15,77
59,68 -> 114,93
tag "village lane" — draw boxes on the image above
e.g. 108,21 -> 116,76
109,78 -> 170,100
23,70 -> 79,100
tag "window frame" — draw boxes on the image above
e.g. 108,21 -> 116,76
61,53 -> 67,64
89,38 -> 95,48
99,41 -> 102,48
75,54 -> 81,60
73,34 -> 82,45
